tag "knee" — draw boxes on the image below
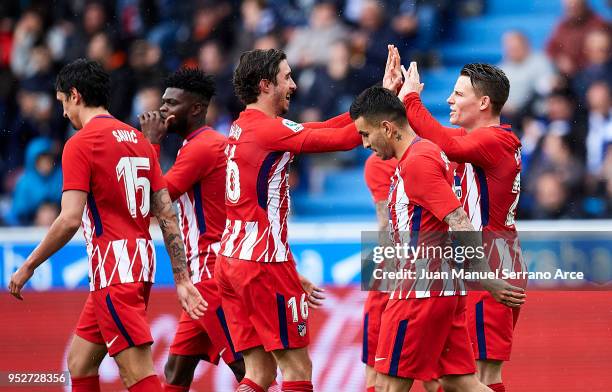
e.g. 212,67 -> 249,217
279,353 -> 311,381
116,359 -> 152,387
249,363 -> 277,387
68,349 -> 96,377
375,376 -> 390,392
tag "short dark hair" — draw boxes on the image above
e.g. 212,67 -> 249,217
233,49 -> 286,105
460,63 -> 510,115
165,67 -> 216,103
55,59 -> 110,108
349,86 -> 408,127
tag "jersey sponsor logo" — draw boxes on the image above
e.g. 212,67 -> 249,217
281,119 -> 304,133
105,335 -> 119,348
112,129 -> 138,144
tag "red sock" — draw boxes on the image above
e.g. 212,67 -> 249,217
282,380 -> 313,392
128,375 -> 163,392
71,375 -> 100,392
237,378 -> 265,392
268,380 -> 281,392
164,384 -> 189,392
488,383 -> 506,392
437,387 -> 444,392
366,387 -> 376,392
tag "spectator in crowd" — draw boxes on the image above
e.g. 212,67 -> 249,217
545,0 -> 609,76
294,40 -> 358,121
390,0 -> 450,64
585,82 -> 612,179
7,77 -> 63,169
573,29 -> 612,102
4,137 -> 62,225
176,1 -> 235,61
127,39 -> 166,90
10,9 -> 45,79
129,83 -> 162,127
33,201 -> 60,227
545,88 -> 588,158
528,134 -> 584,219
231,0 -> 279,61
198,40 -> 241,119
86,31 -> 135,120
531,171 -> 574,218
351,0 -> 399,91
601,147 -> 612,213
284,0 -> 348,69
63,1 -> 114,61
499,30 -> 556,123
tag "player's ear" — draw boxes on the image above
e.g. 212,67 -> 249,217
259,79 -> 272,95
192,101 -> 203,116
480,95 -> 491,112
70,87 -> 80,103
382,120 -> 394,138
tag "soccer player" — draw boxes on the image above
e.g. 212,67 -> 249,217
350,86 -> 524,392
8,59 -> 206,392
362,154 -> 441,392
215,48 -> 361,392
138,68 -> 246,391
393,54 -> 525,392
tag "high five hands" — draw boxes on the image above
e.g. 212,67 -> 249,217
382,45 -> 425,100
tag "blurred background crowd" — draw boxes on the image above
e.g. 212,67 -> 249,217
0,0 -> 610,226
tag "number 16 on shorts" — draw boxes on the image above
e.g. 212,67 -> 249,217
287,293 -> 309,337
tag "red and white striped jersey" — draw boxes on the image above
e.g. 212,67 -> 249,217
153,126 -> 227,284
388,138 -> 464,299
220,109 -> 360,262
404,93 -> 526,275
62,115 -> 166,291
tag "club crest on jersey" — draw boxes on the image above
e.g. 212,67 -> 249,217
282,119 -> 304,133
298,321 -> 307,337
229,124 -> 242,140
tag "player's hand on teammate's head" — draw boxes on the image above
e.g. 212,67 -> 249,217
382,44 -> 403,93
138,110 -> 173,144
176,281 -> 208,319
298,274 -> 326,309
398,61 -> 425,102
481,278 -> 526,308
8,264 -> 34,300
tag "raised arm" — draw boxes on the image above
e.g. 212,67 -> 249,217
303,112 -> 354,129
9,190 -> 87,300
151,188 -> 207,318
397,60 -> 465,137
259,118 -> 361,154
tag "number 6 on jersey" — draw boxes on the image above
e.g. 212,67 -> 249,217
226,145 -> 241,203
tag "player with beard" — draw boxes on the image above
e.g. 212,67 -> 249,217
215,48 -> 362,392
9,59 -> 206,392
139,68 -> 249,391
